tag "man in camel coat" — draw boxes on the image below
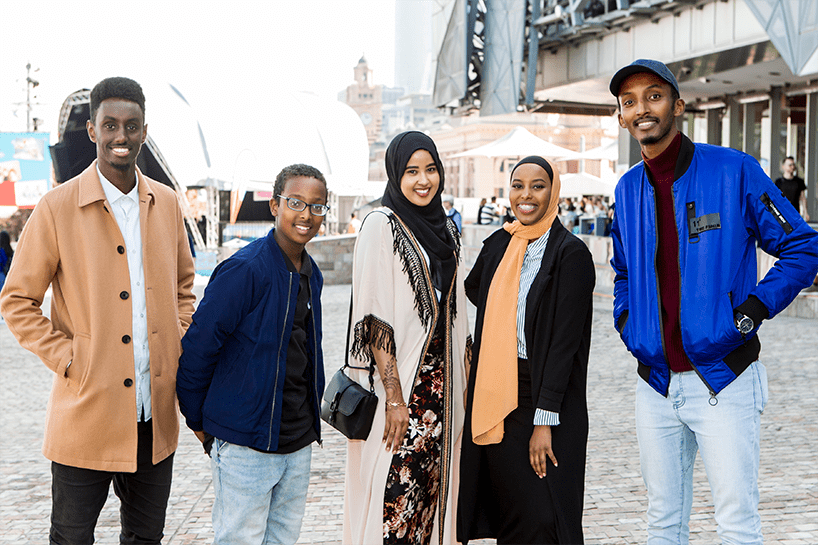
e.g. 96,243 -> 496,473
0,77 -> 195,544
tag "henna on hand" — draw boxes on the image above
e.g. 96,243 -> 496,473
381,355 -> 402,401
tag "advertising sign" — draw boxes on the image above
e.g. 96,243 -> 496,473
0,132 -> 52,209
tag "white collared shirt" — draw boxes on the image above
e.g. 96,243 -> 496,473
517,231 -> 550,358
97,166 -> 151,422
515,230 -> 560,426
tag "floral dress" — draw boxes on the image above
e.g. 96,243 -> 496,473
383,330 -> 446,545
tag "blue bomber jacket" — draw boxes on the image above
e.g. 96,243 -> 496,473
610,135 -> 818,396
177,228 -> 324,451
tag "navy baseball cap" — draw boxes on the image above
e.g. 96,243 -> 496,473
609,59 -> 680,97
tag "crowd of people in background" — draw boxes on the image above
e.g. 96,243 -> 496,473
474,193 -> 614,237
557,196 -> 613,234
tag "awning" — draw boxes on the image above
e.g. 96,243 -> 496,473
451,126 -> 580,160
560,172 -> 616,198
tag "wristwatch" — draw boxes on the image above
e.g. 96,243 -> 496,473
734,311 -> 754,336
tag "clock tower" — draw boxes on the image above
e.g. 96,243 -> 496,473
344,55 -> 383,146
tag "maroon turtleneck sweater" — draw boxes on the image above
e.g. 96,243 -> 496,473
643,132 -> 693,373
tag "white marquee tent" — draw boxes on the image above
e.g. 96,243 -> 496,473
576,139 -> 618,161
560,172 -> 617,198
451,126 -> 580,160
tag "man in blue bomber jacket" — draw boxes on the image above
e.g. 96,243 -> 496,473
609,59 -> 818,544
177,164 -> 328,544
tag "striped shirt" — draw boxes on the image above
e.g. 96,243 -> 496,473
515,230 -> 560,426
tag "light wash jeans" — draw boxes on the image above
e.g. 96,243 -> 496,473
211,439 -> 312,545
635,361 -> 768,545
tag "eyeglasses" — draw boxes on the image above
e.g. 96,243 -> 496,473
276,195 -> 330,216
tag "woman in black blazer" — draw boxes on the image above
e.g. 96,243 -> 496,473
457,156 -> 595,544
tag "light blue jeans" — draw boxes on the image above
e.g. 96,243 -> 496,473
635,361 -> 768,545
211,439 -> 312,545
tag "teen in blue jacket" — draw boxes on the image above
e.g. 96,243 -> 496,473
177,164 -> 327,544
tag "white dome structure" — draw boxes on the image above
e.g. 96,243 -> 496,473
53,77 -> 369,195
203,89 -> 370,193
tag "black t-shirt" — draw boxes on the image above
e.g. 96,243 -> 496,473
271,251 -> 318,453
774,176 -> 807,211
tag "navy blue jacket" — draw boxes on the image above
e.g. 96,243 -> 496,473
177,229 -> 324,451
611,136 -> 818,396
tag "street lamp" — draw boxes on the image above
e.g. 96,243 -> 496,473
26,63 -> 40,132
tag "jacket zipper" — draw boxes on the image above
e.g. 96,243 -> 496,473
670,189 -> 718,400
650,185 -> 672,397
309,279 -> 322,447
268,272 -> 294,450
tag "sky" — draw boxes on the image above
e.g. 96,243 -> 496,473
0,0 -> 396,136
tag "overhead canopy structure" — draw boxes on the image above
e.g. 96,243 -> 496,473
451,126 -> 580,160
576,140 -> 618,161
560,172 -> 616,198
744,0 -> 818,77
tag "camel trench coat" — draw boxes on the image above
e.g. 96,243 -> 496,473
0,161 -> 196,472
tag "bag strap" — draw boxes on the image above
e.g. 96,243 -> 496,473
342,211 -> 388,394
343,272 -> 376,394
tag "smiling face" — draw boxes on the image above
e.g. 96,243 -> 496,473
509,163 -> 553,226
617,72 -> 685,159
86,98 -> 146,182
399,149 -> 440,207
270,175 -> 327,254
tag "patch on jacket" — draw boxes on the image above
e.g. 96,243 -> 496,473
690,213 -> 721,234
686,202 -> 721,242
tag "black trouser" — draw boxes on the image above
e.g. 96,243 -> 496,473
50,421 -> 174,545
484,358 -> 559,544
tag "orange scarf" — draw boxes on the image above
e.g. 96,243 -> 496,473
471,163 -> 561,445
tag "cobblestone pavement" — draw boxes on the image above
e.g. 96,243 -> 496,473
1,282 -> 816,544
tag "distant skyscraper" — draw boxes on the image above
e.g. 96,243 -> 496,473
394,0 -> 434,96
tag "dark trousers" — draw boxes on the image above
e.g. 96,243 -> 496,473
50,421 -> 174,545
484,358 -> 559,544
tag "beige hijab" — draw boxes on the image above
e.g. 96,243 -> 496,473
471,157 -> 562,445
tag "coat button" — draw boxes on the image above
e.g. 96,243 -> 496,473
122,335 -> 131,344
120,291 -> 129,300
124,378 -> 133,387
117,245 -> 125,254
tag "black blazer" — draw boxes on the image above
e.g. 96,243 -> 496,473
457,218 -> 595,544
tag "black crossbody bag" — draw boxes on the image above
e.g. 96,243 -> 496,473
320,292 -> 378,440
